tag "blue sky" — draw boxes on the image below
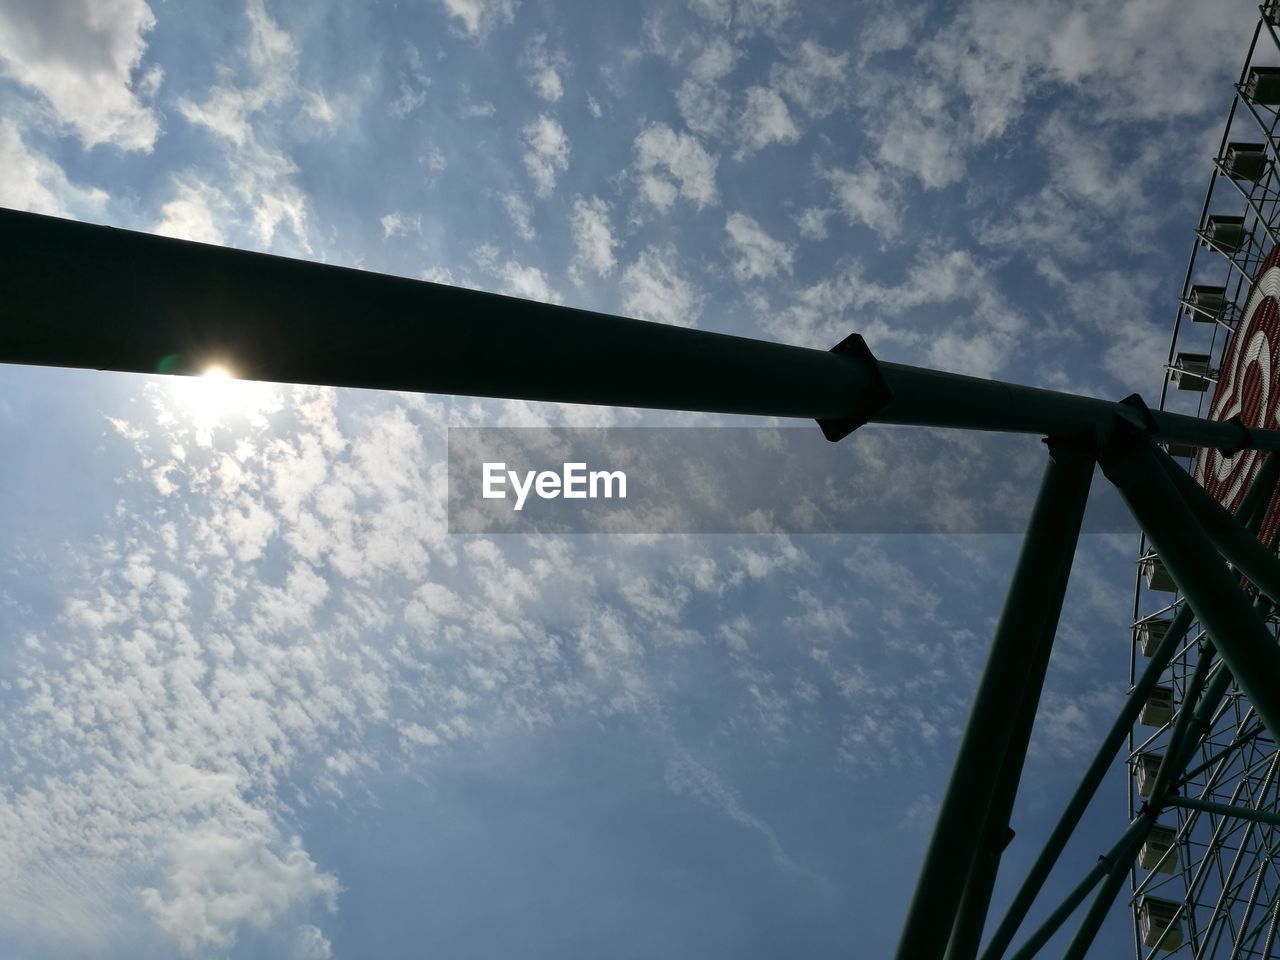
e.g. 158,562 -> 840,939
0,0 -> 1264,957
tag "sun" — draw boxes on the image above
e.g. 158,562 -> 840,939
202,364 -> 233,381
165,362 -> 249,434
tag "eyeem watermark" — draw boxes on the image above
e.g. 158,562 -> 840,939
448,427 -> 1134,533
482,461 -> 628,511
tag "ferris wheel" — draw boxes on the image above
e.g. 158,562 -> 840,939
1130,3 -> 1280,956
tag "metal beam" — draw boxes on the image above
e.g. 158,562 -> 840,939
1059,817 -> 1152,960
977,603 -> 1195,960
1154,446 -> 1280,603
893,448 -> 1093,960
1166,795 -> 1280,828
944,443 -> 1092,960
1005,815 -> 1153,960
873,364 -> 1280,452
1098,421 -> 1280,741
10,210 -> 1280,453
0,209 -> 892,427
1239,450 -> 1280,535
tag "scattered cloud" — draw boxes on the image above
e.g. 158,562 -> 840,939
521,114 -> 570,197
500,190 -> 536,241
496,259 -> 562,303
388,43 -> 430,118
170,0 -> 316,252
521,33 -> 568,102
675,37 -> 739,139
766,247 -> 1024,378
439,0 -> 520,38
380,211 -> 422,239
795,206 -> 831,241
620,244 -> 703,327
0,119 -> 108,216
0,0 -> 160,150
633,122 -> 717,211
725,212 -> 792,281
771,40 -> 848,119
736,85 -> 799,157
152,178 -> 229,244
569,194 -> 618,279
825,163 -> 903,239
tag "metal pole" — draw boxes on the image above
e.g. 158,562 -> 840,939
1098,421 -> 1280,741
1167,795 -> 1280,828
0,209 -> 892,428
11,210 -> 1280,452
943,443 -> 1089,960
1238,451 -> 1280,535
892,448 -> 1093,960
1005,815 -> 1153,960
1154,447 -> 1280,603
873,364 -> 1280,452
977,603 -> 1194,960
1060,817 -> 1153,960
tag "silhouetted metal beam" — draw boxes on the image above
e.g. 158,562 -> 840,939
978,603 -> 1195,960
944,443 -> 1092,960
1155,446 -> 1280,602
1099,421 -> 1280,742
1059,816 -> 1152,960
0,208 -> 892,429
893,448 -> 1093,960
1239,451 -> 1280,534
1006,814 -> 1153,960
1168,795 -> 1280,828
10,209 -> 1280,453
874,365 -> 1280,452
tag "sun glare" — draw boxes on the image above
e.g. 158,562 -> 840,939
165,361 -> 279,442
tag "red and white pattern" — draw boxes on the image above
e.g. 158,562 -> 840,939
1195,245 -> 1280,546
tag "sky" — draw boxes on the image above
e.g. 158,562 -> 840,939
0,0 -> 1267,957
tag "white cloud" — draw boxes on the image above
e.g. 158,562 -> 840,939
0,0 -> 160,150
874,113 -> 968,190
494,259 -> 562,303
439,0 -> 520,38
733,0 -> 796,35
521,33 -> 568,101
771,40 -> 849,119
825,163 -> 903,239
521,114 -> 570,198
569,195 -> 618,279
460,96 -> 497,118
846,0 -> 1254,192
169,0 -> 316,253
795,206 -> 831,240
689,0 -> 797,37
153,179 -> 229,245
388,43 -> 430,118
620,245 -> 702,327
675,37 -> 739,138
501,191 -> 536,241
664,745 -> 796,869
420,142 -> 448,174
633,123 -> 718,210
0,119 -> 108,216
765,247 -> 1025,377
380,211 -> 422,239
139,815 -> 338,955
737,85 -> 799,156
725,213 -> 792,281
928,0 -> 1254,135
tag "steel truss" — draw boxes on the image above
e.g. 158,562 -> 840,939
1129,4 -> 1280,958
